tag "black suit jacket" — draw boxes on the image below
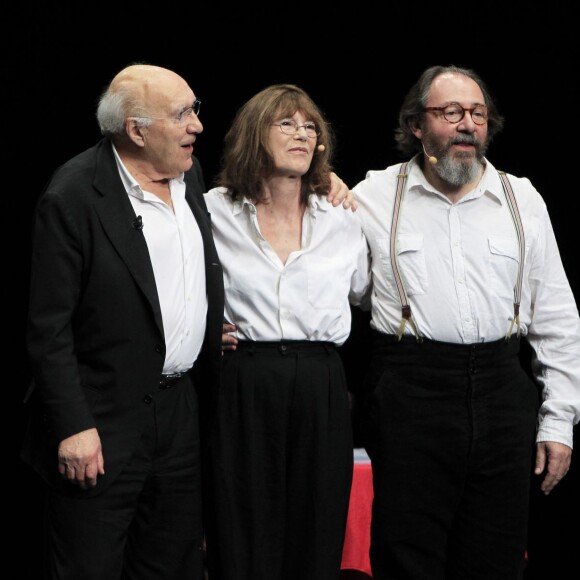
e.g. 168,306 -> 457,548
21,138 -> 224,496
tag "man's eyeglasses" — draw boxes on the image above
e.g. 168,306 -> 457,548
138,99 -> 202,127
272,120 -> 320,138
424,103 -> 488,126
174,99 -> 202,125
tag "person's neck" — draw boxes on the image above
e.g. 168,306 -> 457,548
255,176 -> 306,264
122,157 -> 171,186
121,155 -> 174,207
258,175 -> 305,214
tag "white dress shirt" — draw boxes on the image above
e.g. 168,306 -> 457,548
353,156 -> 580,447
204,187 -> 371,346
113,146 -> 207,373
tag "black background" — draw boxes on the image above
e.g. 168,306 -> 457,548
14,4 -> 577,578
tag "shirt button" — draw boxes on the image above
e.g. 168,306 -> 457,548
143,395 -> 153,404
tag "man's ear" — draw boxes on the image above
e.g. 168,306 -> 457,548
126,119 -> 147,147
410,119 -> 423,140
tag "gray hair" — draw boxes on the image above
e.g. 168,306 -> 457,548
394,65 -> 505,157
96,84 -> 153,137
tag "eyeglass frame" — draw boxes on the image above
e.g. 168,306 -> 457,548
175,99 -> 202,123
135,99 -> 202,126
423,103 -> 488,126
271,119 -> 320,138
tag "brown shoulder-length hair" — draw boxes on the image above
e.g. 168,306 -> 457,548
215,83 -> 334,204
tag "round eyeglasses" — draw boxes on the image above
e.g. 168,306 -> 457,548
424,103 -> 488,125
272,120 -> 320,138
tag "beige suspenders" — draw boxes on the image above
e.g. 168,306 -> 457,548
498,171 -> 525,339
391,163 -> 524,342
391,162 -> 422,341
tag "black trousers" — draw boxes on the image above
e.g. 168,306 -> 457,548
206,341 -> 353,580
43,373 -> 204,580
361,332 -> 539,580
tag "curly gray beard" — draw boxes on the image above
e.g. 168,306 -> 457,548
435,152 -> 484,186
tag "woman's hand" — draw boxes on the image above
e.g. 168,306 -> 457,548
222,322 -> 238,352
327,172 -> 357,211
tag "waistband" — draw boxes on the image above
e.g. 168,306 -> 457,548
371,330 -> 521,358
235,340 -> 336,355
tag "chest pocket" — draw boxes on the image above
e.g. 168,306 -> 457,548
487,236 -> 519,300
378,233 -> 428,296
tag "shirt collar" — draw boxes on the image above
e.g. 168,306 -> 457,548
478,159 -> 506,205
231,191 -> 330,216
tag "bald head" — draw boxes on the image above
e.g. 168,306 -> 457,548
96,64 -> 195,137
111,64 -> 179,85
109,65 -> 186,112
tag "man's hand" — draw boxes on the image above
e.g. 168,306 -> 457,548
327,172 -> 357,211
534,441 -> 572,495
58,428 -> 104,490
222,322 -> 238,352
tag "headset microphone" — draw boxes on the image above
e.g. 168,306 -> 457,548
317,144 -> 325,152
422,142 -> 438,165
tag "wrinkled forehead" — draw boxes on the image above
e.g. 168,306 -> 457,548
429,72 -> 485,105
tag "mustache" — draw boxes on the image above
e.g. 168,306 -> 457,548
451,135 -> 479,146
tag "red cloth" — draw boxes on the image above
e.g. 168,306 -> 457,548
341,460 -> 373,577
340,461 -> 527,578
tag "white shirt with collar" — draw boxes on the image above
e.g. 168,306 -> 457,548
353,156 -> 580,447
112,145 -> 207,374
204,187 -> 371,346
